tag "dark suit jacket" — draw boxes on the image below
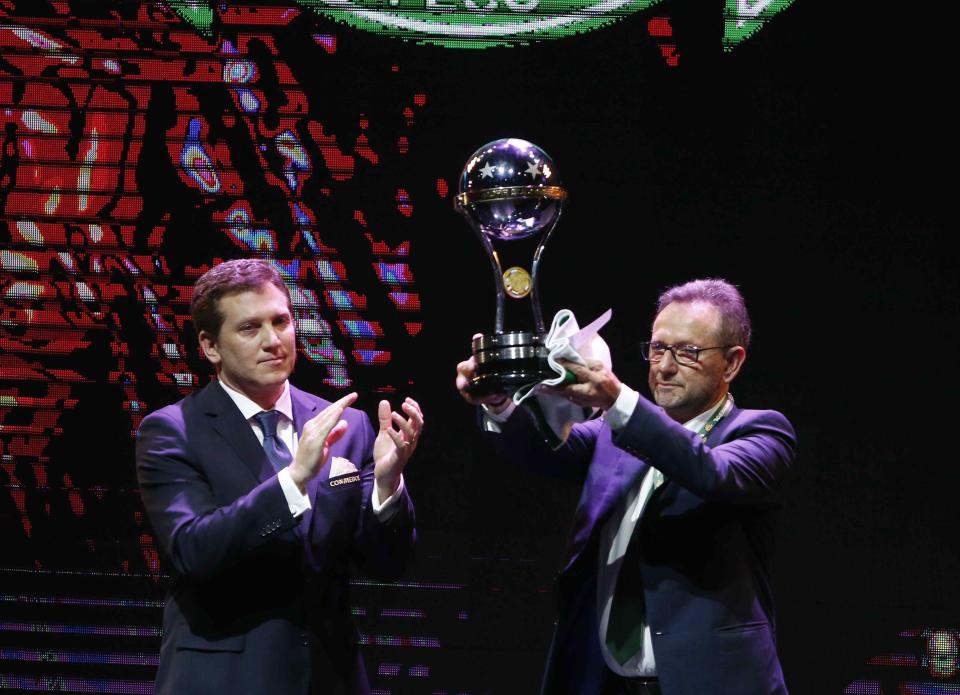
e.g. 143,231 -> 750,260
135,381 -> 415,695
490,396 -> 796,695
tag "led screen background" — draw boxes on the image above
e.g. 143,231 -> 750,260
0,1 -> 956,693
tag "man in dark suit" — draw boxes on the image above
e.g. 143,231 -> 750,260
136,258 -> 422,695
456,278 -> 796,695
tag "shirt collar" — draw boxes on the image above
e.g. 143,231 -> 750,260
217,379 -> 293,423
682,392 -> 733,433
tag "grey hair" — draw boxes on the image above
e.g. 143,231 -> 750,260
656,278 -> 752,348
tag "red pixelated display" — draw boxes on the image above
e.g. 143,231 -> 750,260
1,2 -> 436,689
1,5 -> 426,581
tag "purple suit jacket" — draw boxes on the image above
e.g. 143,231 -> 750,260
135,381 -> 415,695
492,395 -> 796,695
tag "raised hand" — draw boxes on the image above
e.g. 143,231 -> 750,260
455,334 -> 511,410
288,392 -> 358,491
373,397 -> 424,500
542,359 -> 622,411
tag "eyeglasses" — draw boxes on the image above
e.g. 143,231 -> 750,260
639,341 -> 734,367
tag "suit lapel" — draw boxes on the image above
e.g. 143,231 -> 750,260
289,384 -> 319,437
704,402 -> 741,446
562,422 -> 650,573
197,381 -> 274,484
289,385 -> 324,484
289,386 -> 324,537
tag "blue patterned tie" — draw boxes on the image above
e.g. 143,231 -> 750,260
253,410 -> 293,473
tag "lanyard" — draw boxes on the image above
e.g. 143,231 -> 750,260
652,394 -> 732,491
695,393 -> 732,441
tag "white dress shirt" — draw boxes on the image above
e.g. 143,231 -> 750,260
597,387 -> 730,676
217,379 -> 402,519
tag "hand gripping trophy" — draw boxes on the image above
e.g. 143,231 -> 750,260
454,138 -> 568,397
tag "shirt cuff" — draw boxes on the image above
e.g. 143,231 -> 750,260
602,384 -> 639,432
481,399 -> 516,433
372,474 -> 405,520
278,467 -> 311,517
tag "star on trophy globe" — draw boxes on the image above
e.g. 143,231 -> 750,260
454,137 -> 568,397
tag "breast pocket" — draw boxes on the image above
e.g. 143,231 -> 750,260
326,472 -> 362,490
308,472 -> 364,557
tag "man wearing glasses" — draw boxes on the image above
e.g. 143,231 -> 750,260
456,278 -> 796,695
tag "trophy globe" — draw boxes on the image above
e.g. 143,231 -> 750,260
454,137 -> 568,396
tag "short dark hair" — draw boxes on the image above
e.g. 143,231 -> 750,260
656,278 -> 752,348
191,258 -> 291,338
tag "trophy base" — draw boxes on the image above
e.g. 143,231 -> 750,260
467,331 -> 554,397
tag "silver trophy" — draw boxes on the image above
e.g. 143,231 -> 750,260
454,138 -> 568,396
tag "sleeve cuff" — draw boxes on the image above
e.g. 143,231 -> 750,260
278,467 -> 311,517
481,399 -> 516,433
372,474 -> 405,520
602,384 -> 639,432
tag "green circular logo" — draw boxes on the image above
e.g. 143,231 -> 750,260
171,0 -> 797,51
300,0 -> 659,48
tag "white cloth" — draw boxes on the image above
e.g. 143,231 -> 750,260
217,379 -> 402,518
512,308 -> 613,448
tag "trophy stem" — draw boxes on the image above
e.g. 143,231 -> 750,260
529,207 -> 563,335
464,216 -> 507,333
